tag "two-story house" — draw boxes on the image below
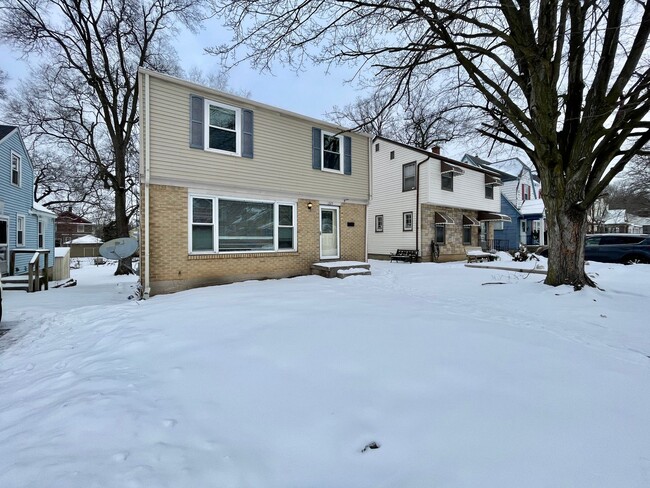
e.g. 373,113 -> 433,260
0,125 -> 56,277
138,69 -> 371,295
368,137 -> 508,262
463,155 -> 543,249
55,208 -> 96,246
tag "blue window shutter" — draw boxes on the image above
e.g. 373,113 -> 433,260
344,136 -> 352,175
190,95 -> 204,149
312,128 -> 321,170
242,109 -> 254,158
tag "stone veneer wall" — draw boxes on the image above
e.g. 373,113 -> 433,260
420,204 -> 493,262
141,184 -> 367,295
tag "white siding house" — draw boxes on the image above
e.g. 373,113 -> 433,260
368,137 -> 507,261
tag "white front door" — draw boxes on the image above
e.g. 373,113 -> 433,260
320,206 -> 340,259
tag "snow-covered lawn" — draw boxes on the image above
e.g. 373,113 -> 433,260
1,258 -> 650,487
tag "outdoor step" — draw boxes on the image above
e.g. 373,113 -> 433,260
311,261 -> 371,279
2,283 -> 29,291
337,268 -> 372,279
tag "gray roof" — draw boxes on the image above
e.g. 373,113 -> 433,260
0,125 -> 17,142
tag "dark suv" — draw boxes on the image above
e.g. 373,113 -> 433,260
585,234 -> 650,264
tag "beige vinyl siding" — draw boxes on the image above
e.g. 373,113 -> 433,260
367,141 -> 423,255
426,158 -> 501,212
145,75 -> 369,202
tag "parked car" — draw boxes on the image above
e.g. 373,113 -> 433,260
585,234 -> 650,264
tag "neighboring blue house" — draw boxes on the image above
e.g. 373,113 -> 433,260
0,125 -> 56,277
463,154 -> 545,249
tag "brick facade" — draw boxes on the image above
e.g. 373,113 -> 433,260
142,184 -> 367,295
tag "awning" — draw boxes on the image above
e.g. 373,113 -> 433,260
484,174 -> 503,186
477,211 -> 512,222
441,161 -> 465,175
462,215 -> 481,227
434,212 -> 455,225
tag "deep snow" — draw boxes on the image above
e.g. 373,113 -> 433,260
1,258 -> 649,487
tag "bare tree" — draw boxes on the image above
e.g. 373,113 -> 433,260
608,152 -> 650,217
210,0 -> 650,288
0,0 -> 211,274
328,91 -> 399,138
0,68 -> 6,99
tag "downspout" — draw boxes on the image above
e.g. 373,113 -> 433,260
415,156 -> 431,258
366,136 -> 372,262
143,72 -> 151,298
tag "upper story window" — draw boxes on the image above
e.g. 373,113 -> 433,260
440,161 -> 463,192
390,151 -> 395,160
485,184 -> 494,199
403,162 -> 416,191
521,183 -> 531,201
375,143 -> 380,152
311,128 -> 352,175
189,94 -> 254,158
11,152 -> 21,187
206,100 -> 241,155
441,172 -> 453,191
322,132 -> 343,173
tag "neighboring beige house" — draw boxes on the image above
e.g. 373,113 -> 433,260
138,69 -> 371,295
69,234 -> 103,257
368,137 -> 507,262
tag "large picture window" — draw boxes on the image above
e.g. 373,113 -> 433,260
206,100 -> 241,155
322,132 -> 343,172
190,196 -> 296,253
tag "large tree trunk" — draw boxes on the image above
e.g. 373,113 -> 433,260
543,197 -> 594,288
114,150 -> 134,276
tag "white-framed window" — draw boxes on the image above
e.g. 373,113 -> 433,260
205,99 -> 241,156
38,219 -> 44,248
403,212 -> 413,231
403,162 -> 416,191
189,196 -> 296,253
375,215 -> 384,232
494,221 -> 505,231
485,184 -> 494,199
77,224 -> 85,233
11,151 -> 21,187
441,172 -> 453,191
16,214 -> 25,246
322,131 -> 343,173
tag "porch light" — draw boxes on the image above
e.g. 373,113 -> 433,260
307,202 -> 313,210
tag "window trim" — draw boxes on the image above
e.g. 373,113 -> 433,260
188,195 -> 297,254
402,162 -> 416,192
321,131 -> 344,174
16,214 -> 26,247
10,151 -> 21,187
38,219 -> 44,248
441,172 -> 454,192
485,183 -> 494,199
204,99 -> 242,157
403,212 -> 413,232
375,215 -> 384,233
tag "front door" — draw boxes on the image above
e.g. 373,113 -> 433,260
520,219 -> 528,246
320,207 -> 339,259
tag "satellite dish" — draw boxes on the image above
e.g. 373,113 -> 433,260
99,237 -> 138,260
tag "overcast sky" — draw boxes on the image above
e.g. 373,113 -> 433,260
0,19 -> 481,160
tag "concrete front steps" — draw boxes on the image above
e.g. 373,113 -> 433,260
311,261 -> 371,279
